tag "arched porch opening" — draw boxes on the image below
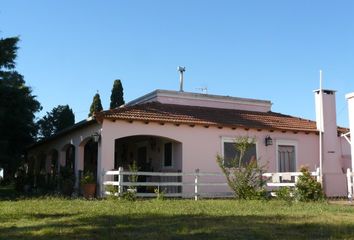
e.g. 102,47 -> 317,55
62,144 -> 75,175
114,135 -> 182,194
83,139 -> 98,183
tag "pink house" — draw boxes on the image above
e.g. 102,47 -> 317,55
27,89 -> 352,197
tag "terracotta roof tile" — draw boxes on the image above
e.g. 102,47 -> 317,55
96,102 -> 347,134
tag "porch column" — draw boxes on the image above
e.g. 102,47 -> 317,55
98,127 -> 115,196
346,93 -> 354,171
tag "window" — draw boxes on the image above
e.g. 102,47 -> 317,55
164,142 -> 173,167
278,145 -> 296,172
223,139 -> 257,167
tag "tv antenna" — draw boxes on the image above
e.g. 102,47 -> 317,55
196,87 -> 208,94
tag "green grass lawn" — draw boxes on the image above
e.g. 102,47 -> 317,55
1,192 -> 354,239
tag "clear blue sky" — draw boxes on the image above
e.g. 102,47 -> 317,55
1,1 -> 354,127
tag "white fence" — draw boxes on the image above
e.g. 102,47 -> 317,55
347,168 -> 354,201
103,167 -> 321,200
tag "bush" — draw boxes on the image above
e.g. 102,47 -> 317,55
275,187 -> 294,203
295,166 -> 324,201
217,137 -> 267,200
122,189 -> 136,201
105,184 -> 118,200
59,166 -> 75,197
154,187 -> 165,201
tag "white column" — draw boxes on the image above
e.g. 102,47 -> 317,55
98,127 -> 114,196
346,93 -> 354,171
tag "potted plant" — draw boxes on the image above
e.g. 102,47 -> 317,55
81,171 -> 96,199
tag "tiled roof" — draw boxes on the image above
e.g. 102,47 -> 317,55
96,102 -> 347,134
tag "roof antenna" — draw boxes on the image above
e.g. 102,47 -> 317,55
196,87 -> 208,94
177,66 -> 185,92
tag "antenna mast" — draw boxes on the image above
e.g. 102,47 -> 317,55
319,70 -> 324,185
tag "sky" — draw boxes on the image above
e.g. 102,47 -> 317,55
1,1 -> 354,127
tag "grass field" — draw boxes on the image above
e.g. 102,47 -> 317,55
1,185 -> 354,240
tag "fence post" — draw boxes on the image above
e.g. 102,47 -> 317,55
194,168 -> 199,201
118,167 -> 123,196
101,169 -> 106,197
315,167 -> 320,182
347,168 -> 352,202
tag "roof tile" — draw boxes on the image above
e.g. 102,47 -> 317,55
96,102 -> 342,133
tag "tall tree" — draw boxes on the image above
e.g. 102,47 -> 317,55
37,105 -> 75,139
0,36 -> 42,178
89,92 -> 103,117
110,79 -> 125,109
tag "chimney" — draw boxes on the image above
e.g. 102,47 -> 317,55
314,89 -> 337,134
314,89 -> 344,195
346,92 -> 354,171
177,66 -> 185,92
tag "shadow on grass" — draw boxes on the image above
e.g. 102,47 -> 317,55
1,213 -> 354,240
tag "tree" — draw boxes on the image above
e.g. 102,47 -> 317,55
37,105 -> 75,139
110,79 -> 125,109
0,36 -> 42,178
89,92 -> 103,117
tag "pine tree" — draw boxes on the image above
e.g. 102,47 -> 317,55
37,105 -> 75,139
110,79 -> 125,109
0,36 -> 42,177
89,92 -> 103,117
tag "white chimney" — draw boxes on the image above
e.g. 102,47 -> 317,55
346,92 -> 354,171
314,89 -> 344,196
314,89 -> 337,134
177,66 -> 185,92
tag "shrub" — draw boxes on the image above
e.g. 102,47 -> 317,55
59,166 -> 75,197
217,137 -> 267,200
154,187 -> 165,201
295,166 -> 324,201
275,187 -> 294,203
122,189 -> 136,201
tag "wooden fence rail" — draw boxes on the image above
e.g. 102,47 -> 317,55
103,167 -> 320,200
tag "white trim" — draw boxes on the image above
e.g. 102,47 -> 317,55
341,132 -> 351,145
162,142 -> 174,169
275,140 -> 298,172
127,89 -> 272,109
220,136 -> 258,166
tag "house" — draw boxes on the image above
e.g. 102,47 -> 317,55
27,89 -> 352,197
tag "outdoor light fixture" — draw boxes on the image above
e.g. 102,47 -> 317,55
92,132 -> 101,143
265,136 -> 273,146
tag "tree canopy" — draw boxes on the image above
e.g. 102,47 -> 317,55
37,105 -> 75,139
89,92 -> 103,116
110,79 -> 125,109
0,36 -> 41,177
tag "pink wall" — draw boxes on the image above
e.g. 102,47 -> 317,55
100,119 -> 349,196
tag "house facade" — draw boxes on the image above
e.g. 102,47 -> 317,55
27,89 -> 352,197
